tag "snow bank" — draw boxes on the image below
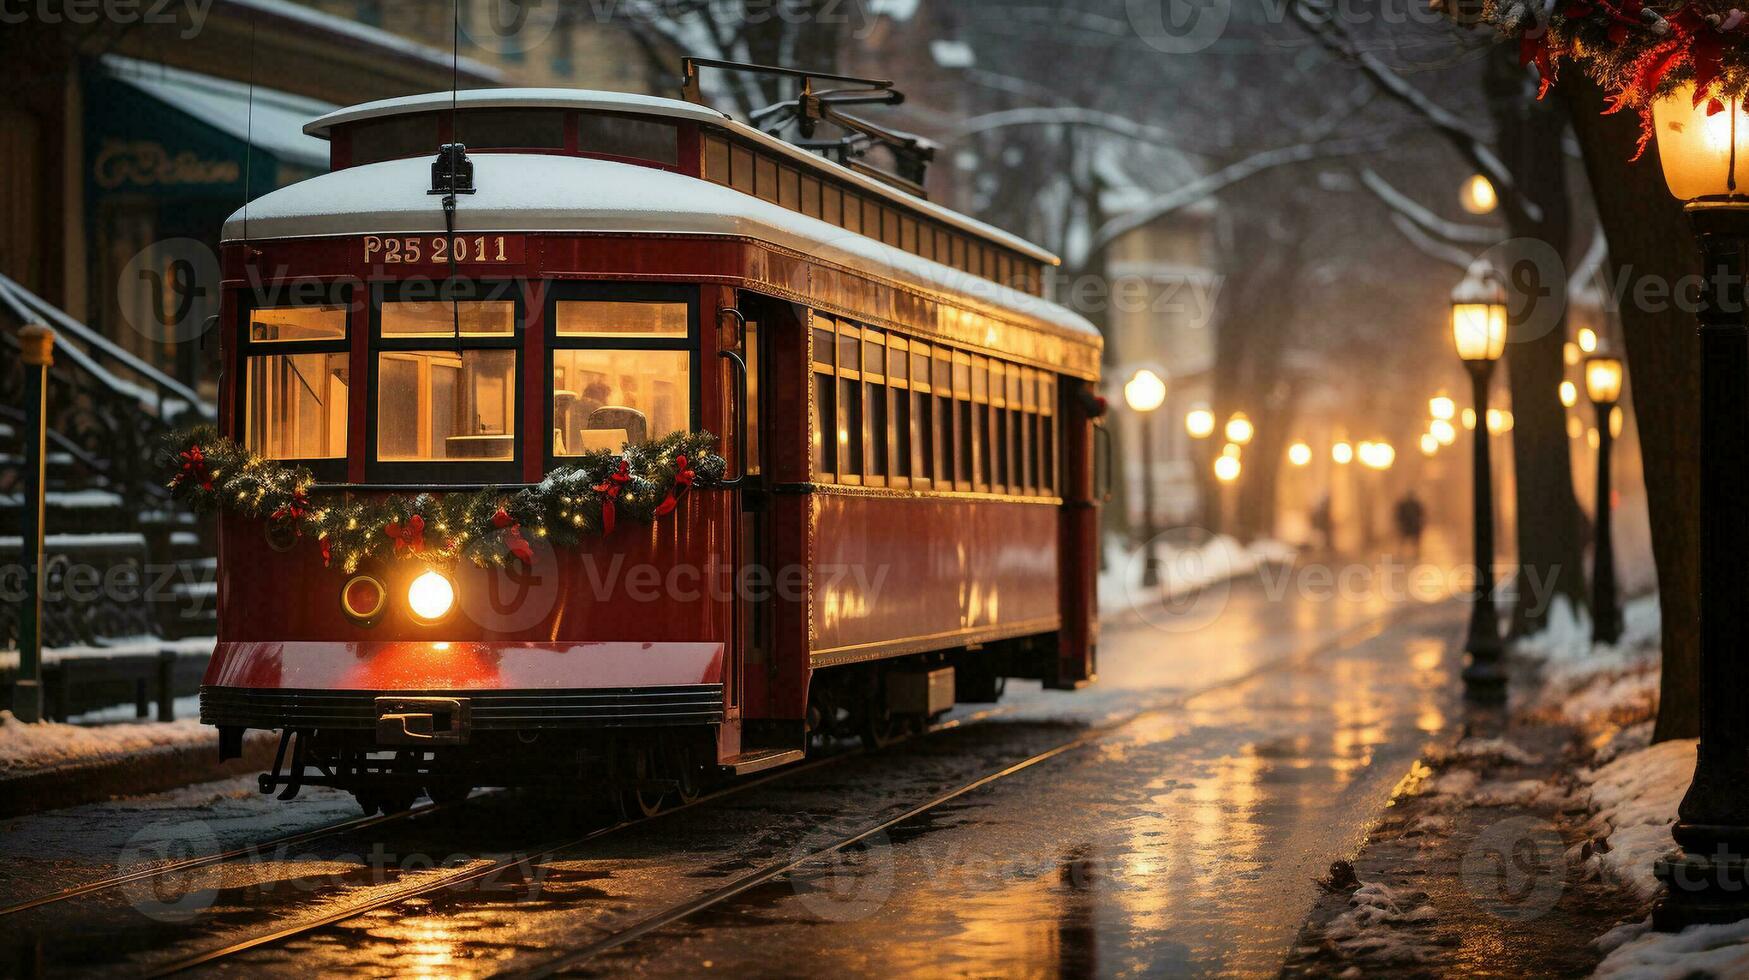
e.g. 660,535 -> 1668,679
1594,917 -> 1749,980
1575,738 -> 1695,903
1517,595 -> 1662,733
1097,533 -> 1290,614
0,711 -> 215,777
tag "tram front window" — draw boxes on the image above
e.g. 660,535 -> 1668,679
551,298 -> 690,455
245,352 -> 349,460
377,349 -> 517,461
373,293 -> 518,464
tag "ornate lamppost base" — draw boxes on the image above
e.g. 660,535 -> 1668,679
1654,848 -> 1749,929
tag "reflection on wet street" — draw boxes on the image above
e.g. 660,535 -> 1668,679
0,563 -> 1466,979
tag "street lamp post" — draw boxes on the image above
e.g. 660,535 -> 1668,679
1648,84 -> 1749,929
1451,262 -> 1509,703
1125,369 -> 1168,588
1585,353 -> 1625,645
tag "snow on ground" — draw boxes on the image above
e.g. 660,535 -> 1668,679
0,710 -> 215,777
1323,881 -> 1439,964
1515,594 -> 1662,736
1573,738 -> 1697,903
1593,917 -> 1749,980
1097,533 -> 1294,613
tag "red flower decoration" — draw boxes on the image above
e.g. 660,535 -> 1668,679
592,458 -> 631,535
385,514 -> 427,555
174,445 -> 214,492
652,454 -> 697,518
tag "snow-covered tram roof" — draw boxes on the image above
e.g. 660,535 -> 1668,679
221,153 -> 1100,345
300,87 -> 1061,268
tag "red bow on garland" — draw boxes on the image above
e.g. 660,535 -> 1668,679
271,488 -> 309,529
652,454 -> 696,518
593,459 -> 631,535
493,507 -> 535,565
320,536 -> 332,567
174,445 -> 215,492
385,514 -> 427,555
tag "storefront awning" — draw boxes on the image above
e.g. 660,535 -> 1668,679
90,54 -> 334,194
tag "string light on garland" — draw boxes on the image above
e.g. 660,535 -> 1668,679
161,426 -> 725,575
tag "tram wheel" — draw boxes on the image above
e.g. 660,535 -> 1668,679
617,743 -> 668,819
860,707 -> 908,750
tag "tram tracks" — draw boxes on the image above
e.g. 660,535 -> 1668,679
135,599 -> 1446,978
500,600 -> 1452,977
0,794 -> 478,919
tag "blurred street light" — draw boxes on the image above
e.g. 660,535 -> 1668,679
1225,411 -> 1254,445
1564,342 -> 1581,366
1124,368 -> 1168,587
1185,405 -> 1215,439
1560,380 -> 1578,408
1611,406 -> 1624,438
1452,261 -> 1507,702
1420,433 -> 1439,456
1222,442 -> 1242,459
1578,327 -> 1598,353
1430,394 -> 1456,421
1287,442 -> 1312,466
1568,415 -> 1584,440
1213,454 -> 1241,483
1332,441 -> 1354,465
1584,352 -> 1625,646
1461,407 -> 1477,430
1359,441 -> 1395,470
1649,84 -> 1749,926
1486,408 -> 1514,435
1431,418 -> 1457,445
1460,173 -> 1498,215
1123,369 -> 1167,413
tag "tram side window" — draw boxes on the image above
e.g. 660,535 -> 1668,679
244,304 -> 350,461
912,343 -> 933,485
348,114 -> 438,166
455,109 -> 564,151
1040,374 -> 1057,493
837,320 -> 863,479
576,114 -> 678,165
934,349 -> 955,488
811,320 -> 835,480
551,298 -> 691,456
890,336 -> 912,483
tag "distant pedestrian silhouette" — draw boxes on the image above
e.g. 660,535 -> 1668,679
1394,491 -> 1427,559
1311,494 -> 1334,554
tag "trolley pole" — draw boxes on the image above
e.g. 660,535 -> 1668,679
14,324 -> 55,724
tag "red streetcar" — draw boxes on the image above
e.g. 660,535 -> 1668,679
195,71 -> 1104,814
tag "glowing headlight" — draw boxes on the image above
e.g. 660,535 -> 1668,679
407,570 -> 455,623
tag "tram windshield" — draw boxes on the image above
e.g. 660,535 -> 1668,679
239,286 -> 696,474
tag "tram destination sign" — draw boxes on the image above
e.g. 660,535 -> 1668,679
362,234 -> 525,267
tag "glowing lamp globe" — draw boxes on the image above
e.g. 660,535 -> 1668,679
1185,406 -> 1215,439
1213,454 -> 1241,483
1124,369 -> 1167,413
1652,84 -> 1749,201
1451,262 -> 1508,363
1460,174 -> 1498,215
1585,354 -> 1625,406
1225,412 -> 1254,446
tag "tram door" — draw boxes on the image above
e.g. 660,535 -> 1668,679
726,293 -> 774,721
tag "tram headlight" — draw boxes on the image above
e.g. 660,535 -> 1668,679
341,574 -> 387,625
408,569 -> 456,624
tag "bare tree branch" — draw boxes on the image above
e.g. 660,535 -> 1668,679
1359,168 -> 1501,245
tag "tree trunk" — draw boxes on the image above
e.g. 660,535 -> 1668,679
1562,79 -> 1702,742
1485,50 -> 1592,633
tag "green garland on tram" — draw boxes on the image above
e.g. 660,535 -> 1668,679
161,426 -> 727,574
